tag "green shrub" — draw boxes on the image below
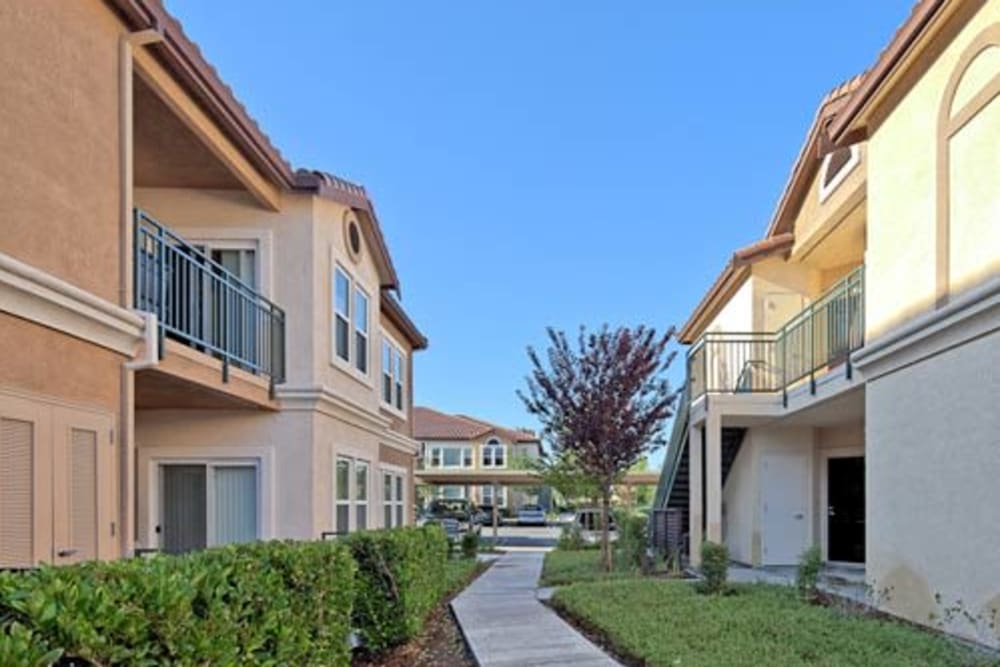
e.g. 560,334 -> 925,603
613,510 -> 648,572
557,522 -> 586,551
460,531 -> 479,559
345,525 -> 449,652
796,545 -> 823,597
0,540 -> 356,666
699,541 -> 729,594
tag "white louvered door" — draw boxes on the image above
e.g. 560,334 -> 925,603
1,390 -> 114,567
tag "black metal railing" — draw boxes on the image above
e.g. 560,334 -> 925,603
688,266 -> 864,400
133,210 -> 286,386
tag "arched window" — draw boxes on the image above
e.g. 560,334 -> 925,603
482,438 -> 506,468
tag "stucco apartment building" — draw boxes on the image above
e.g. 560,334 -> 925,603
413,407 -> 544,513
654,0 -> 999,647
0,0 -> 426,565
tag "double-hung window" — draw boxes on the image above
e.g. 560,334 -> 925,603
355,461 -> 369,529
354,289 -> 369,373
334,269 -> 351,363
335,458 -> 351,534
482,484 -> 506,508
381,337 -> 406,411
333,266 -> 370,374
382,471 -> 405,528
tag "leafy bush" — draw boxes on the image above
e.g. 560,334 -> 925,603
345,525 -> 449,652
557,522 -> 586,551
613,510 -> 649,572
699,541 -> 729,594
460,531 -> 479,559
0,539 -> 356,666
796,545 -> 823,597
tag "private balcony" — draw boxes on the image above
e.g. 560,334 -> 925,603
133,210 -> 285,409
688,266 -> 864,402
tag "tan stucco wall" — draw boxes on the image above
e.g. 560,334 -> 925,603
705,277 -> 754,333
790,145 -> 867,258
0,314 -> 123,412
751,258 -> 812,331
866,331 -> 999,647
0,0 -> 124,303
865,4 -> 1000,337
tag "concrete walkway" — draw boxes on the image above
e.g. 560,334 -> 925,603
452,551 -> 620,667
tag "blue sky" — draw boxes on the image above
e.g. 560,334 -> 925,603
168,1 -> 913,467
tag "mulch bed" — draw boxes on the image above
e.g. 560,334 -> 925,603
352,561 -> 490,667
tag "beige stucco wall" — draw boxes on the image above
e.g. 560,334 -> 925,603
133,187 -> 418,541
0,0 -> 124,304
866,331 -> 999,647
790,145 -> 867,258
865,4 -> 1000,338
721,435 -> 756,564
705,277 -> 754,333
751,258 -> 812,331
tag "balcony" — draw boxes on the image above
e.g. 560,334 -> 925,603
688,267 -> 864,401
133,210 -> 286,390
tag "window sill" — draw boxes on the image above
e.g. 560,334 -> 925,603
330,356 -> 375,390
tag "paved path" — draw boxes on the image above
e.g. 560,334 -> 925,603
452,551 -> 620,667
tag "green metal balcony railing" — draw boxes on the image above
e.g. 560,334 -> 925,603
133,210 -> 286,387
688,266 -> 864,403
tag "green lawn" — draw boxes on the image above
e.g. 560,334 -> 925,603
551,579 -> 995,667
540,548 -> 639,586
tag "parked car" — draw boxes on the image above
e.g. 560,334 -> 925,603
421,498 -> 480,538
474,504 -> 500,525
573,508 -> 617,544
517,504 -> 547,526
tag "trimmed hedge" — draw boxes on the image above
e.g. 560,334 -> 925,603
0,539 -> 356,666
345,524 -> 450,652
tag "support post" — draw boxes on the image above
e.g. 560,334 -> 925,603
705,411 -> 723,546
491,482 -> 499,544
688,423 -> 704,567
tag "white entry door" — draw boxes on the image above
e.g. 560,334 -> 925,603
761,451 -> 810,565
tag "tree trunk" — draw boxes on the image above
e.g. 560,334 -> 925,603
600,485 -> 612,572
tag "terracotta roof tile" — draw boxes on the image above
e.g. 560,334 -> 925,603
413,407 -> 538,443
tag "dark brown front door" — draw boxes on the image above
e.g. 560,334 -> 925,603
827,456 -> 865,563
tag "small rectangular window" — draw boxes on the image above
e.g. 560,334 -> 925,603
430,447 -> 441,468
463,447 -> 473,468
334,269 -> 350,362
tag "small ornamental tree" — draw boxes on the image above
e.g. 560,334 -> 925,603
519,325 -> 679,571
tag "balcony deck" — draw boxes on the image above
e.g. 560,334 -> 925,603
133,210 -> 285,409
688,267 -> 864,403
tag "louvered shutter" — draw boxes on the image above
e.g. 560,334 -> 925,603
0,418 -> 34,567
69,428 -> 98,561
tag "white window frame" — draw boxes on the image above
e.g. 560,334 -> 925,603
353,286 -> 370,375
818,144 -> 860,203
333,266 -> 351,364
331,261 -> 374,385
156,458 -> 262,549
381,468 -> 407,529
174,227 -> 273,297
481,484 -> 507,508
429,445 -> 473,469
380,331 -> 408,415
355,460 -> 369,530
335,456 -> 352,534
481,438 -> 507,469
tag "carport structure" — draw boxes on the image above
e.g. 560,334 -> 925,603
416,469 -> 660,538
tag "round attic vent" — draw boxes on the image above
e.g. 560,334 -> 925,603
345,216 -> 363,262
